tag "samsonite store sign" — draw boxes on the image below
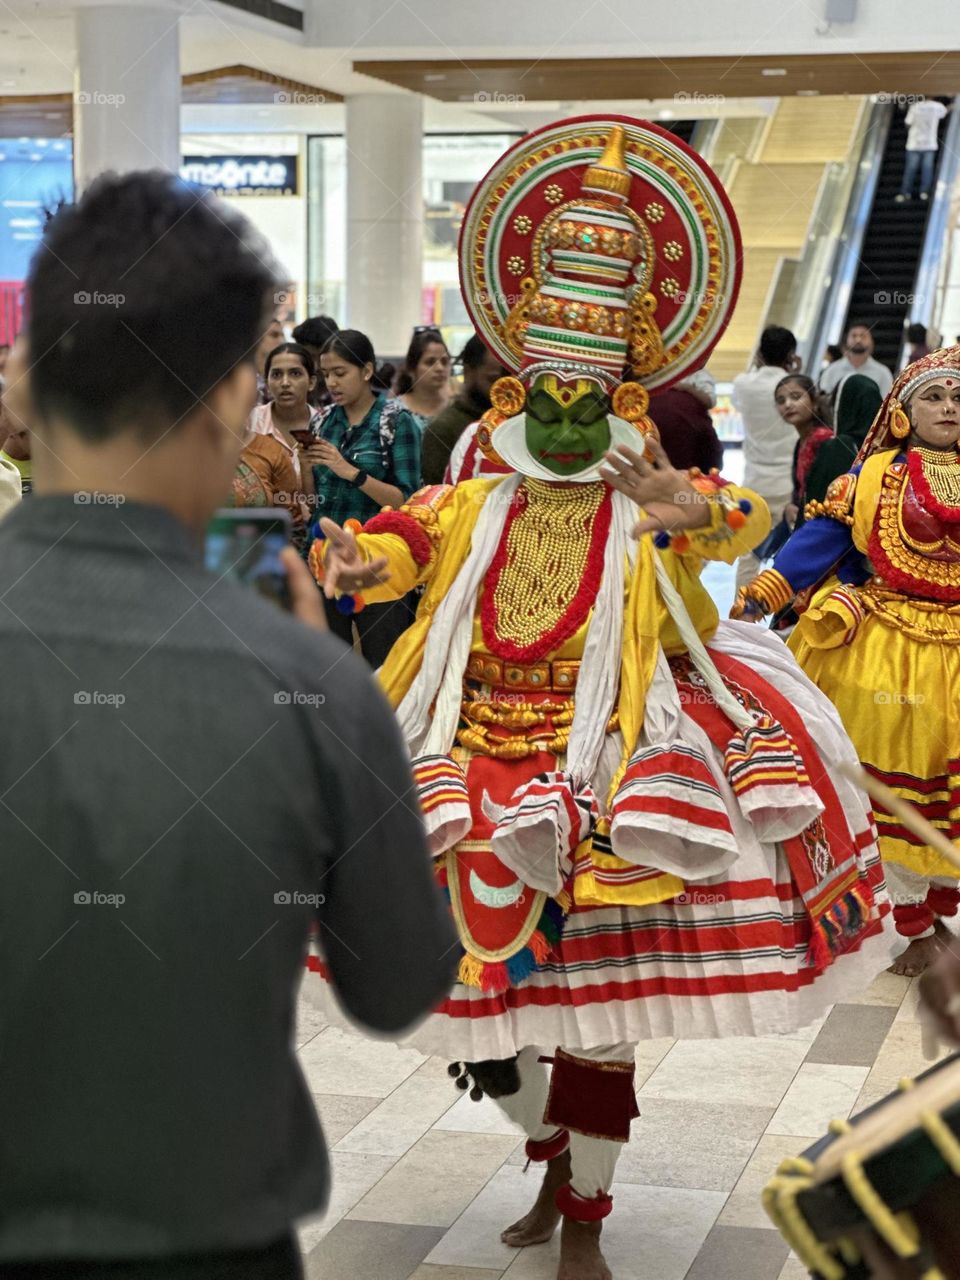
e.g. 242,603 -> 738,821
180,155 -> 299,196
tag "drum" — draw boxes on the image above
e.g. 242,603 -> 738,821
763,1052 -> 960,1279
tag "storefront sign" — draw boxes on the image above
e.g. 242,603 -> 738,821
180,155 -> 299,196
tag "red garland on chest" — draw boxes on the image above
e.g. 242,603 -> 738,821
480,485 -> 613,663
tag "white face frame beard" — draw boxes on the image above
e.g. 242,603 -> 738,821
492,413 -> 650,482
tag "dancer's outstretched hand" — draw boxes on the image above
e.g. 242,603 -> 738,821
601,440 -> 711,537
317,518 -> 390,599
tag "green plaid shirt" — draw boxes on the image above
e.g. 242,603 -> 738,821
310,394 -> 422,531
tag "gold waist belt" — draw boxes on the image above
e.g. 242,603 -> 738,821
465,651 -> 580,693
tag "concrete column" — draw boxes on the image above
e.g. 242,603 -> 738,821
345,92 -> 423,355
74,5 -> 181,190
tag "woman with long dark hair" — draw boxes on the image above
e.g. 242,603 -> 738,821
773,372 -> 833,529
394,327 -> 452,429
305,328 -> 422,665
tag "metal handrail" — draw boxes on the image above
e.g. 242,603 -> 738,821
799,101 -> 893,373
908,97 -> 960,357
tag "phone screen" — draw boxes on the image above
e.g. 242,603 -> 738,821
205,508 -> 293,611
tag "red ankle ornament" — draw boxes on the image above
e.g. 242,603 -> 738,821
525,1130 -> 570,1163
555,1183 -> 614,1222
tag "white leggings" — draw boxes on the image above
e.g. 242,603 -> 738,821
491,1043 -> 636,1200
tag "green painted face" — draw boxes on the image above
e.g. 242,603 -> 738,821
523,375 -> 612,476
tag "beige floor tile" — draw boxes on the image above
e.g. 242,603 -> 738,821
893,977 -> 922,1023
852,970 -> 912,1007
349,1130 -> 521,1228
408,1268 -> 504,1280
336,1060 -> 460,1158
719,1135 -> 809,1228
296,987 -> 328,1049
424,1164 -> 541,1271
500,1181 -> 727,1280
617,1098 -> 774,1191
434,1087 -> 527,1137
296,1150 -> 395,1250
299,1025 -> 426,1098
766,1063 -> 868,1138
641,1037 -> 807,1107
312,1093 -> 381,1146
859,1019 -> 951,1105
303,1220 -> 445,1280
778,1255 -> 809,1280
635,1037 -> 675,1087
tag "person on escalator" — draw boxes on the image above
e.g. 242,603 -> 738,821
819,322 -> 893,400
895,97 -> 949,203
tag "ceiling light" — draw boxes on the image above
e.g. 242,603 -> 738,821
797,89 -> 819,95
425,74 -> 447,82
762,68 -> 788,76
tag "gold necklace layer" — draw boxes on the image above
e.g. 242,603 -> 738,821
490,480 -> 606,650
915,445 -> 960,509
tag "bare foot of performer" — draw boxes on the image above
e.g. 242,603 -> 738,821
889,932 -> 943,977
501,1149 -> 570,1246
558,1218 -> 612,1280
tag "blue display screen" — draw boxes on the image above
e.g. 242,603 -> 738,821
0,139 -> 73,281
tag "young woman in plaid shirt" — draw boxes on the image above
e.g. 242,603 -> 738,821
305,329 -> 422,665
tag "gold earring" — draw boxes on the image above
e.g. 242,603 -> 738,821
890,401 -> 911,439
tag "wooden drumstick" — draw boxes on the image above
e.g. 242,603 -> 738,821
837,760 -> 960,875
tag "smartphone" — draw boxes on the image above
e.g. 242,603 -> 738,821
289,427 -> 315,447
205,508 -> 293,611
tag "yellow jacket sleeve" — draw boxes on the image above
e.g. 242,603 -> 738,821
667,483 -> 771,566
308,480 -> 495,606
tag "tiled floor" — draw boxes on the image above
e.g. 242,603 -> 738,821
293,969 -> 950,1280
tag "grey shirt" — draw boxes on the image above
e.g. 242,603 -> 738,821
0,496 -> 456,1263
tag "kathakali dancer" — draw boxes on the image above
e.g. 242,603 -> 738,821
736,346 -> 960,979
307,117 -> 896,1279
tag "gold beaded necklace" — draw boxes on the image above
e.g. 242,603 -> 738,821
488,479 -> 607,653
914,445 -> 960,510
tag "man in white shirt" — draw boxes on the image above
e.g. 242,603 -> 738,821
731,325 -> 799,590
818,322 -> 894,400
896,98 -> 949,203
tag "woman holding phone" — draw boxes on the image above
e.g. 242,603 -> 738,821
305,328 -> 422,665
249,343 -> 323,497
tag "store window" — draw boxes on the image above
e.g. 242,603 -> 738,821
306,135 -> 346,327
421,133 -> 520,357
0,138 -> 73,341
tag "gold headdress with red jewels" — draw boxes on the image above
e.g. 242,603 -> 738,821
856,344 -> 960,460
458,113 -> 743,453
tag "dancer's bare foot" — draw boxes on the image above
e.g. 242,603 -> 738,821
558,1218 -> 612,1280
501,1149 -> 571,1247
889,933 -> 943,978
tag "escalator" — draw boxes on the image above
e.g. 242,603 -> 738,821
663,119 -> 698,147
840,101 -> 950,369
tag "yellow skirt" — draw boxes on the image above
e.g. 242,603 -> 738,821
790,581 -> 960,880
